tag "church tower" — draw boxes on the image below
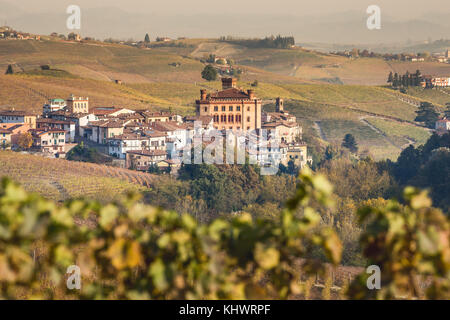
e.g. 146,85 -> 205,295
275,97 -> 284,113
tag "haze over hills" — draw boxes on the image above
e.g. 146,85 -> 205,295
1,0 -> 449,44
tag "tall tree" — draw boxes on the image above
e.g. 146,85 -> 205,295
387,71 -> 393,84
342,133 -> 358,153
144,33 -> 150,43
415,102 -> 440,128
5,64 -> 13,75
393,73 -> 399,87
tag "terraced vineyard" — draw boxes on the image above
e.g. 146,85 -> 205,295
0,151 -> 155,202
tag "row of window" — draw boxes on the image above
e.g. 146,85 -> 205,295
215,126 -> 252,131
213,115 -> 252,123
202,106 -> 252,112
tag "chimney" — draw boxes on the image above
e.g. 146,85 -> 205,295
200,89 -> 207,100
222,77 -> 237,90
247,89 -> 255,100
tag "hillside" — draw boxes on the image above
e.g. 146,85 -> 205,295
0,151 -> 156,202
0,37 -> 448,160
187,40 -> 450,85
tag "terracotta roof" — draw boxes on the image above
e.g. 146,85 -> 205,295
48,110 -> 93,119
127,149 -> 167,156
0,110 -> 36,117
149,121 -> 185,132
136,110 -> 174,118
92,107 -> 132,116
108,133 -> 148,140
37,118 -> 75,125
146,130 -> 166,138
89,119 -> 127,128
31,128 -> 66,136
209,88 -> 250,99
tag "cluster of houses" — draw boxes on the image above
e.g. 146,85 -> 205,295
420,75 -> 450,88
0,78 -> 312,174
0,26 -> 40,40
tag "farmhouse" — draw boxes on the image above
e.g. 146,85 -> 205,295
30,128 -> 66,157
126,149 -> 168,171
435,119 -> 450,131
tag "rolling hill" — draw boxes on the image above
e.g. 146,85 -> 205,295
0,36 -> 448,161
0,151 -> 157,202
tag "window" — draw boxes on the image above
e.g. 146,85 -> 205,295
247,107 -> 250,111
247,127 -> 250,130
222,106 -> 226,112
247,116 -> 251,122
229,106 -> 233,111
204,107 -> 207,112
214,106 -> 218,112
237,106 -> 241,111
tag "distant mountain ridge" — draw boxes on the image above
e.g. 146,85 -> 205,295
0,4 -> 449,44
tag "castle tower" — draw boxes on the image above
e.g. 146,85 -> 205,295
221,77 -> 237,90
275,97 -> 284,113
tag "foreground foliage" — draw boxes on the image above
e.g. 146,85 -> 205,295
0,168 -> 448,299
0,170 -> 341,299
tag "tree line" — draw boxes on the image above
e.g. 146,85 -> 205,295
387,70 -> 422,88
219,35 -> 295,49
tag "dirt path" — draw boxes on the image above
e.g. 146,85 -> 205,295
289,64 -> 299,77
313,121 -> 327,140
359,116 -> 416,150
50,180 -> 70,200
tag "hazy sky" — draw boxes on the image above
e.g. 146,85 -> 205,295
5,0 -> 450,18
2,0 -> 449,43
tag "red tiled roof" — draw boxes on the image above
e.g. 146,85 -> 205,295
127,149 -> 167,156
37,118 -> 75,125
0,110 -> 36,117
92,107 -> 124,116
209,88 -> 250,99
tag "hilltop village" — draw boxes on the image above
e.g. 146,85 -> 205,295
0,78 -> 311,174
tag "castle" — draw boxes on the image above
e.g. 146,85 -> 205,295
196,78 -> 261,131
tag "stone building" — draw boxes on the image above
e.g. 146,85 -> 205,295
196,78 -> 262,132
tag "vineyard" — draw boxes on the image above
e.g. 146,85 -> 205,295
0,151 -> 156,202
